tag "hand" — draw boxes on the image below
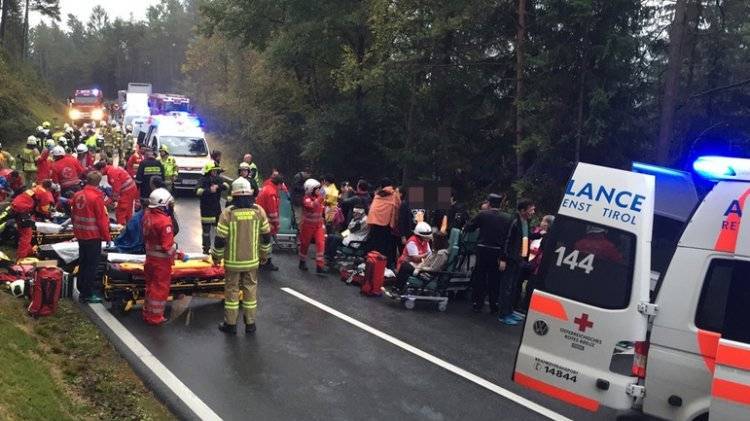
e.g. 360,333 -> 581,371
498,260 -> 507,272
260,256 -> 269,265
210,184 -> 218,193
211,255 -> 221,266
401,237 -> 407,245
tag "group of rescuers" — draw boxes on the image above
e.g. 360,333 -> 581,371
6,121 -> 278,332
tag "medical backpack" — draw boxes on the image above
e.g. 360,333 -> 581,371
360,251 -> 386,296
27,266 -> 63,317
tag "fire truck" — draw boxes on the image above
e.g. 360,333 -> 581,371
68,89 -> 107,123
149,93 -> 191,115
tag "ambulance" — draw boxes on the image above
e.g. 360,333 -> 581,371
513,157 -> 750,421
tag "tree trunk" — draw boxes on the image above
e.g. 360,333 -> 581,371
22,0 -> 28,59
0,0 -> 9,44
656,0 -> 689,164
514,0 -> 527,178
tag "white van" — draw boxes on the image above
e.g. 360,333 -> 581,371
513,157 -> 750,421
140,115 -> 212,190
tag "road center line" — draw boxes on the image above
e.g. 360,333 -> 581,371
88,303 -> 223,421
280,287 -> 571,421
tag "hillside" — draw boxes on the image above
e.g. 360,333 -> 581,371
0,52 -> 65,154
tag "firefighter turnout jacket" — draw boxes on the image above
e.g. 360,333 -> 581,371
197,174 -> 229,223
135,158 -> 165,198
212,204 -> 272,270
71,185 -> 111,241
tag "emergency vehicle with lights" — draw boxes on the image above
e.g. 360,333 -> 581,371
149,93 -> 191,115
513,156 -> 750,421
69,89 -> 107,122
140,114 -> 211,190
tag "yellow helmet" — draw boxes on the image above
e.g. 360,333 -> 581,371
42,121 -> 51,129
159,144 -> 169,153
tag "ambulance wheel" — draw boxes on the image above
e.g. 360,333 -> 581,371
404,299 -> 415,310
437,302 -> 447,312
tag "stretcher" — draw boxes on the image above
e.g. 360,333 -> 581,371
275,190 -> 298,251
34,219 -> 123,245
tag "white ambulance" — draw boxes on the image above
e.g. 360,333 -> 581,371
513,157 -> 750,421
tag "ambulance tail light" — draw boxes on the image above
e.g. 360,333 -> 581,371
631,341 -> 649,379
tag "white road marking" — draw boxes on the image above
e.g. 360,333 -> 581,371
88,303 -> 223,421
281,287 -> 571,421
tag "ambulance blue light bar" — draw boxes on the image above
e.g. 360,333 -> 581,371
632,162 -> 686,177
692,156 -> 750,181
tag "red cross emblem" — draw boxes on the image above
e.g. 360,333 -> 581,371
574,313 -> 594,332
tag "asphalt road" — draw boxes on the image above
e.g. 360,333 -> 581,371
109,196 -> 617,421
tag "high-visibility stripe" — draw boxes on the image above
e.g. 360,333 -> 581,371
241,301 -> 257,308
144,166 -> 162,174
201,216 -> 215,223
514,372 -> 600,412
712,378 -> 750,405
528,292 -> 569,321
75,216 -> 97,222
697,329 -> 721,374
224,261 -> 259,270
716,342 -> 750,371
146,251 -> 171,258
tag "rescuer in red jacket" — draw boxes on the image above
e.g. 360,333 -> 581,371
35,140 -> 53,183
142,188 -> 176,325
11,189 -> 37,259
72,172 -> 111,303
126,147 -> 143,178
50,146 -> 85,195
298,178 -> 326,273
256,174 -> 283,271
95,161 -> 139,224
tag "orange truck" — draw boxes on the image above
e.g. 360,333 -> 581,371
68,89 -> 107,123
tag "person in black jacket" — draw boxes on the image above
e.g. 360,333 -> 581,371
135,147 -> 164,199
463,193 -> 515,315
197,163 -> 229,253
499,198 -> 536,325
396,186 -> 414,256
339,179 -> 371,225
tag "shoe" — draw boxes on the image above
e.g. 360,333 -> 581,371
298,261 -> 308,271
316,266 -> 328,274
245,323 -> 257,334
511,311 -> 526,321
266,261 -> 279,271
218,322 -> 237,334
499,315 -> 520,326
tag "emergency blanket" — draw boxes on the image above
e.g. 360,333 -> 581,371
107,259 -> 225,282
40,241 -> 109,264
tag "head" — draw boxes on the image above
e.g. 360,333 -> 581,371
517,198 -> 536,220
94,161 -> 108,174
322,175 -> 335,186
414,222 -> 434,241
396,185 -> 408,201
243,153 -> 252,163
238,162 -> 251,178
540,214 -> 555,232
150,176 -> 165,191
143,148 -> 155,159
271,174 -> 283,185
41,179 -> 53,190
148,188 -> 174,209
159,145 -> 169,158
52,145 -> 65,159
231,177 -> 255,199
356,179 -> 370,194
487,193 -> 503,209
86,171 -> 102,187
379,177 -> 393,189
211,150 -> 222,163
352,207 -> 365,220
76,144 -> 88,156
304,178 -> 321,196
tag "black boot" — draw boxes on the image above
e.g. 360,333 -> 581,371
245,323 -> 257,334
316,265 -> 328,274
260,259 -> 279,271
218,322 -> 237,335
299,261 -> 308,271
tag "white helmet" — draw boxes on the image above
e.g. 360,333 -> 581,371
9,280 -> 25,298
36,125 -> 43,132
304,178 -> 321,195
26,135 -> 38,145
148,188 -> 174,208
414,222 -> 433,239
76,144 -> 88,154
231,177 -> 254,197
45,139 -> 55,149
63,123 -> 71,130
51,145 -> 65,157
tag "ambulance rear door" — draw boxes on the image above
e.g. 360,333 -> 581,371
513,162 -> 654,412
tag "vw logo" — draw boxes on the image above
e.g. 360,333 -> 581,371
533,320 -> 549,336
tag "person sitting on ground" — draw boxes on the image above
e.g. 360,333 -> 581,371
392,222 -> 434,291
325,206 -> 369,262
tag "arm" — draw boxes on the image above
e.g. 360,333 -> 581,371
463,213 -> 480,233
160,218 -> 175,257
212,210 -> 229,260
135,160 -> 145,184
256,205 -> 272,261
502,218 -> 521,263
73,159 -> 85,177
97,197 -> 112,241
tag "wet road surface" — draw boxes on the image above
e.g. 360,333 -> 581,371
108,196 -> 617,420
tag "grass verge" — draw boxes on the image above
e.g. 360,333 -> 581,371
0,292 -> 175,421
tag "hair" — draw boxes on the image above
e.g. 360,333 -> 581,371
86,171 -> 102,186
323,174 -> 335,184
211,150 -> 222,160
271,174 -> 283,185
542,214 -> 555,226
233,195 -> 253,208
379,177 -> 393,189
397,185 -> 408,200
94,161 -> 107,171
487,194 -> 503,208
42,179 -> 52,189
517,198 -> 535,212
150,176 -> 165,190
356,179 -> 370,192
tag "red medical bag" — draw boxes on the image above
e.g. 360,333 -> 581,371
360,251 -> 386,296
27,266 -> 63,317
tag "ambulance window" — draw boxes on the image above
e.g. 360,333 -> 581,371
722,261 -> 750,343
538,215 -> 635,309
695,260 -> 734,332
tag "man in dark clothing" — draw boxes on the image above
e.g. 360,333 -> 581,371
197,164 -> 229,253
396,186 -> 414,256
339,179 -> 371,225
463,193 -> 514,314
499,198 -> 536,325
135,147 -> 165,199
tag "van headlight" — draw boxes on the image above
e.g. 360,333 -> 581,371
92,108 -> 104,121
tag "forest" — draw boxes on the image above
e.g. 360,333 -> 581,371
1,0 -> 749,208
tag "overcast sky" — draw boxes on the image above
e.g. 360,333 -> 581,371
31,1 -> 162,28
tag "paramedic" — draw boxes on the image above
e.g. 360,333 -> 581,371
463,193 -> 514,315
51,146 -> 85,195
393,222 -> 433,290
95,161 -> 139,225
11,188 -> 39,259
35,139 -> 54,183
298,178 -> 327,272
135,147 -> 165,199
198,163 -> 229,254
256,173 -> 283,271
142,188 -> 176,325
213,177 -> 272,335
72,172 -> 111,303
75,144 -> 95,171
126,146 -> 143,178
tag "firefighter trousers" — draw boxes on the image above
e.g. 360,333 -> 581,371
201,217 -> 218,253
143,257 -> 172,325
224,269 -> 258,325
298,223 -> 326,268
115,190 -> 139,225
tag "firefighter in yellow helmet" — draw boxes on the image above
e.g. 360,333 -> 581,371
158,145 -> 178,192
213,177 -> 272,335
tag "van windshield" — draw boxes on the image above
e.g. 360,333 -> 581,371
538,215 -> 636,309
159,136 -> 208,157
74,96 -> 99,105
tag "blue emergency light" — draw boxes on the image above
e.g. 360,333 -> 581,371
632,162 -> 686,177
692,156 -> 744,180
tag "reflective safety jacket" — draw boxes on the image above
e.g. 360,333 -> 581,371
256,183 -> 280,235
143,207 -> 175,261
71,185 -> 111,241
31,185 -> 54,217
196,174 -> 228,222
103,165 -> 137,200
20,148 -> 39,172
84,135 -> 98,149
301,194 -> 325,227
11,189 -> 35,214
126,152 -> 142,178
51,155 -> 85,190
36,149 -> 51,182
160,155 -> 178,179
213,204 -> 271,270
135,157 -> 164,198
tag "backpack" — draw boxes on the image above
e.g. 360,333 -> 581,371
361,251 -> 386,296
27,266 -> 63,317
